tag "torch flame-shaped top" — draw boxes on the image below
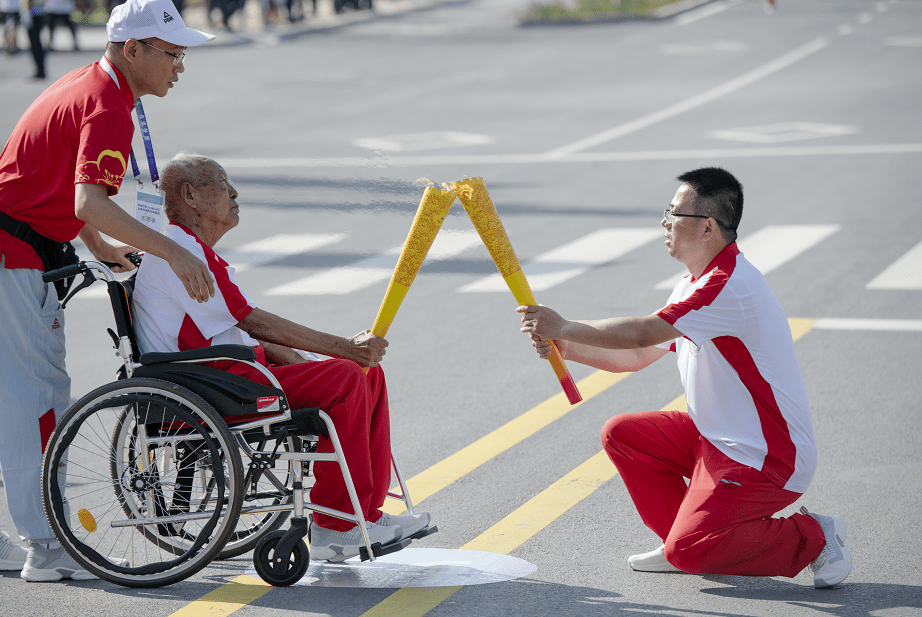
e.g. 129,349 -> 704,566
452,177 -> 522,278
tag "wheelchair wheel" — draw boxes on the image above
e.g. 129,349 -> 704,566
253,530 -> 310,587
217,432 -> 307,559
43,378 -> 244,588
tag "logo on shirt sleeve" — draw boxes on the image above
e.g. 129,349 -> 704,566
163,11 -> 174,22
75,150 -> 128,189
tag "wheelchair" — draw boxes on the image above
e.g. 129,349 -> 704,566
40,259 -> 436,588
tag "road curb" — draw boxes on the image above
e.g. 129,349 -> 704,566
519,0 -> 720,27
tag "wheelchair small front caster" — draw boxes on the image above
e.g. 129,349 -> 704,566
253,529 -> 310,586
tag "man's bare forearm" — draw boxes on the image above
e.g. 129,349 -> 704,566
562,316 -> 680,350
75,184 -> 180,261
240,308 -> 349,359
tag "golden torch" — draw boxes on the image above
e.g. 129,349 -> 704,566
366,186 -> 457,373
452,177 -> 582,404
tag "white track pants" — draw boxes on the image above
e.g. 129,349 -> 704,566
0,258 -> 70,542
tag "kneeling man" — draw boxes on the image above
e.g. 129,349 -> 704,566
132,153 -> 429,561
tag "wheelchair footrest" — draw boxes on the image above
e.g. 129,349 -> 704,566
408,524 -> 438,541
359,537 -> 411,562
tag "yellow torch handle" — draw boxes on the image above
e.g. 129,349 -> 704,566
453,177 -> 582,404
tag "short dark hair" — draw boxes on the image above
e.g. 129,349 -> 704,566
676,167 -> 743,243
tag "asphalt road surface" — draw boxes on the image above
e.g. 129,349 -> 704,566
1,0 -> 920,615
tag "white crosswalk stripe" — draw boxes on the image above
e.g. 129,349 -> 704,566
458,228 -> 663,294
224,232 -> 348,272
654,224 -> 840,290
866,239 -> 922,290
265,229 -> 482,296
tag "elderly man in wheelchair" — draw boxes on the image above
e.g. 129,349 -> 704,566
39,153 -> 435,588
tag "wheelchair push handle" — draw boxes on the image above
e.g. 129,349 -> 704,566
42,262 -> 86,284
42,252 -> 142,284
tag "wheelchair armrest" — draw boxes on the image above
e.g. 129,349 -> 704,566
139,344 -> 257,365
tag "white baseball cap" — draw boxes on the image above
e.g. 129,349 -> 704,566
107,0 -> 215,47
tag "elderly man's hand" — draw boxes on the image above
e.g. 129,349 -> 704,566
169,246 -> 216,303
345,330 -> 388,368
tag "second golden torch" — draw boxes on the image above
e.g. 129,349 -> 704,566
452,177 -> 583,405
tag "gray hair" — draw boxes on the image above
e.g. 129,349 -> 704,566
160,153 -> 219,221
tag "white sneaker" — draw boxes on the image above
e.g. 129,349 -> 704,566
309,521 -> 400,562
0,532 -> 28,571
801,506 -> 852,588
21,543 -> 96,582
628,544 -> 682,573
375,511 -> 431,540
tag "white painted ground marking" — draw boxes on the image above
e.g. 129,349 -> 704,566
543,36 -> 829,159
886,36 -> 922,47
708,122 -> 858,144
73,233 -> 349,299
838,24 -> 853,36
219,142 -> 922,169
244,548 -> 536,588
265,229 -> 481,296
224,232 -> 348,272
655,225 -> 840,290
660,40 -> 749,56
352,132 -> 496,153
866,240 -> 922,290
675,0 -> 740,26
459,228 -> 662,294
813,318 -> 922,332
858,12 -> 872,24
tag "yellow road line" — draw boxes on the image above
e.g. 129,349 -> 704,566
363,452 -> 619,617
168,575 -> 271,617
383,369 -> 630,513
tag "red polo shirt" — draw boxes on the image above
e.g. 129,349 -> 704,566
0,61 -> 136,270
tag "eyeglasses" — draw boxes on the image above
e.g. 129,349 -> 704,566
664,209 -> 733,229
137,39 -> 185,66
664,209 -> 710,224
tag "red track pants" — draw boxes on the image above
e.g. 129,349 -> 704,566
222,354 -> 391,532
601,410 -> 826,577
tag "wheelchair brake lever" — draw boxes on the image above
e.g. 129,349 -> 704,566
61,270 -> 97,309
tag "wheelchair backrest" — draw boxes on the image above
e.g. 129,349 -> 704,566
108,275 -> 140,364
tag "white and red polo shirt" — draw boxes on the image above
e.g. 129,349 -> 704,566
133,223 -> 258,354
656,242 -> 817,493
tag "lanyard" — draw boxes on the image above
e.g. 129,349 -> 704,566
99,57 -> 159,191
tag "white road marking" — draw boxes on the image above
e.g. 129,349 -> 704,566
866,240 -> 922,290
224,232 -> 348,272
675,0 -> 739,26
813,318 -> 922,332
655,225 -> 840,290
459,228 -> 662,293
542,37 -> 829,159
660,40 -> 749,56
265,229 -> 481,296
886,36 -> 922,47
219,143 -> 922,169
72,233 -> 348,300
352,132 -> 496,153
707,122 -> 858,144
